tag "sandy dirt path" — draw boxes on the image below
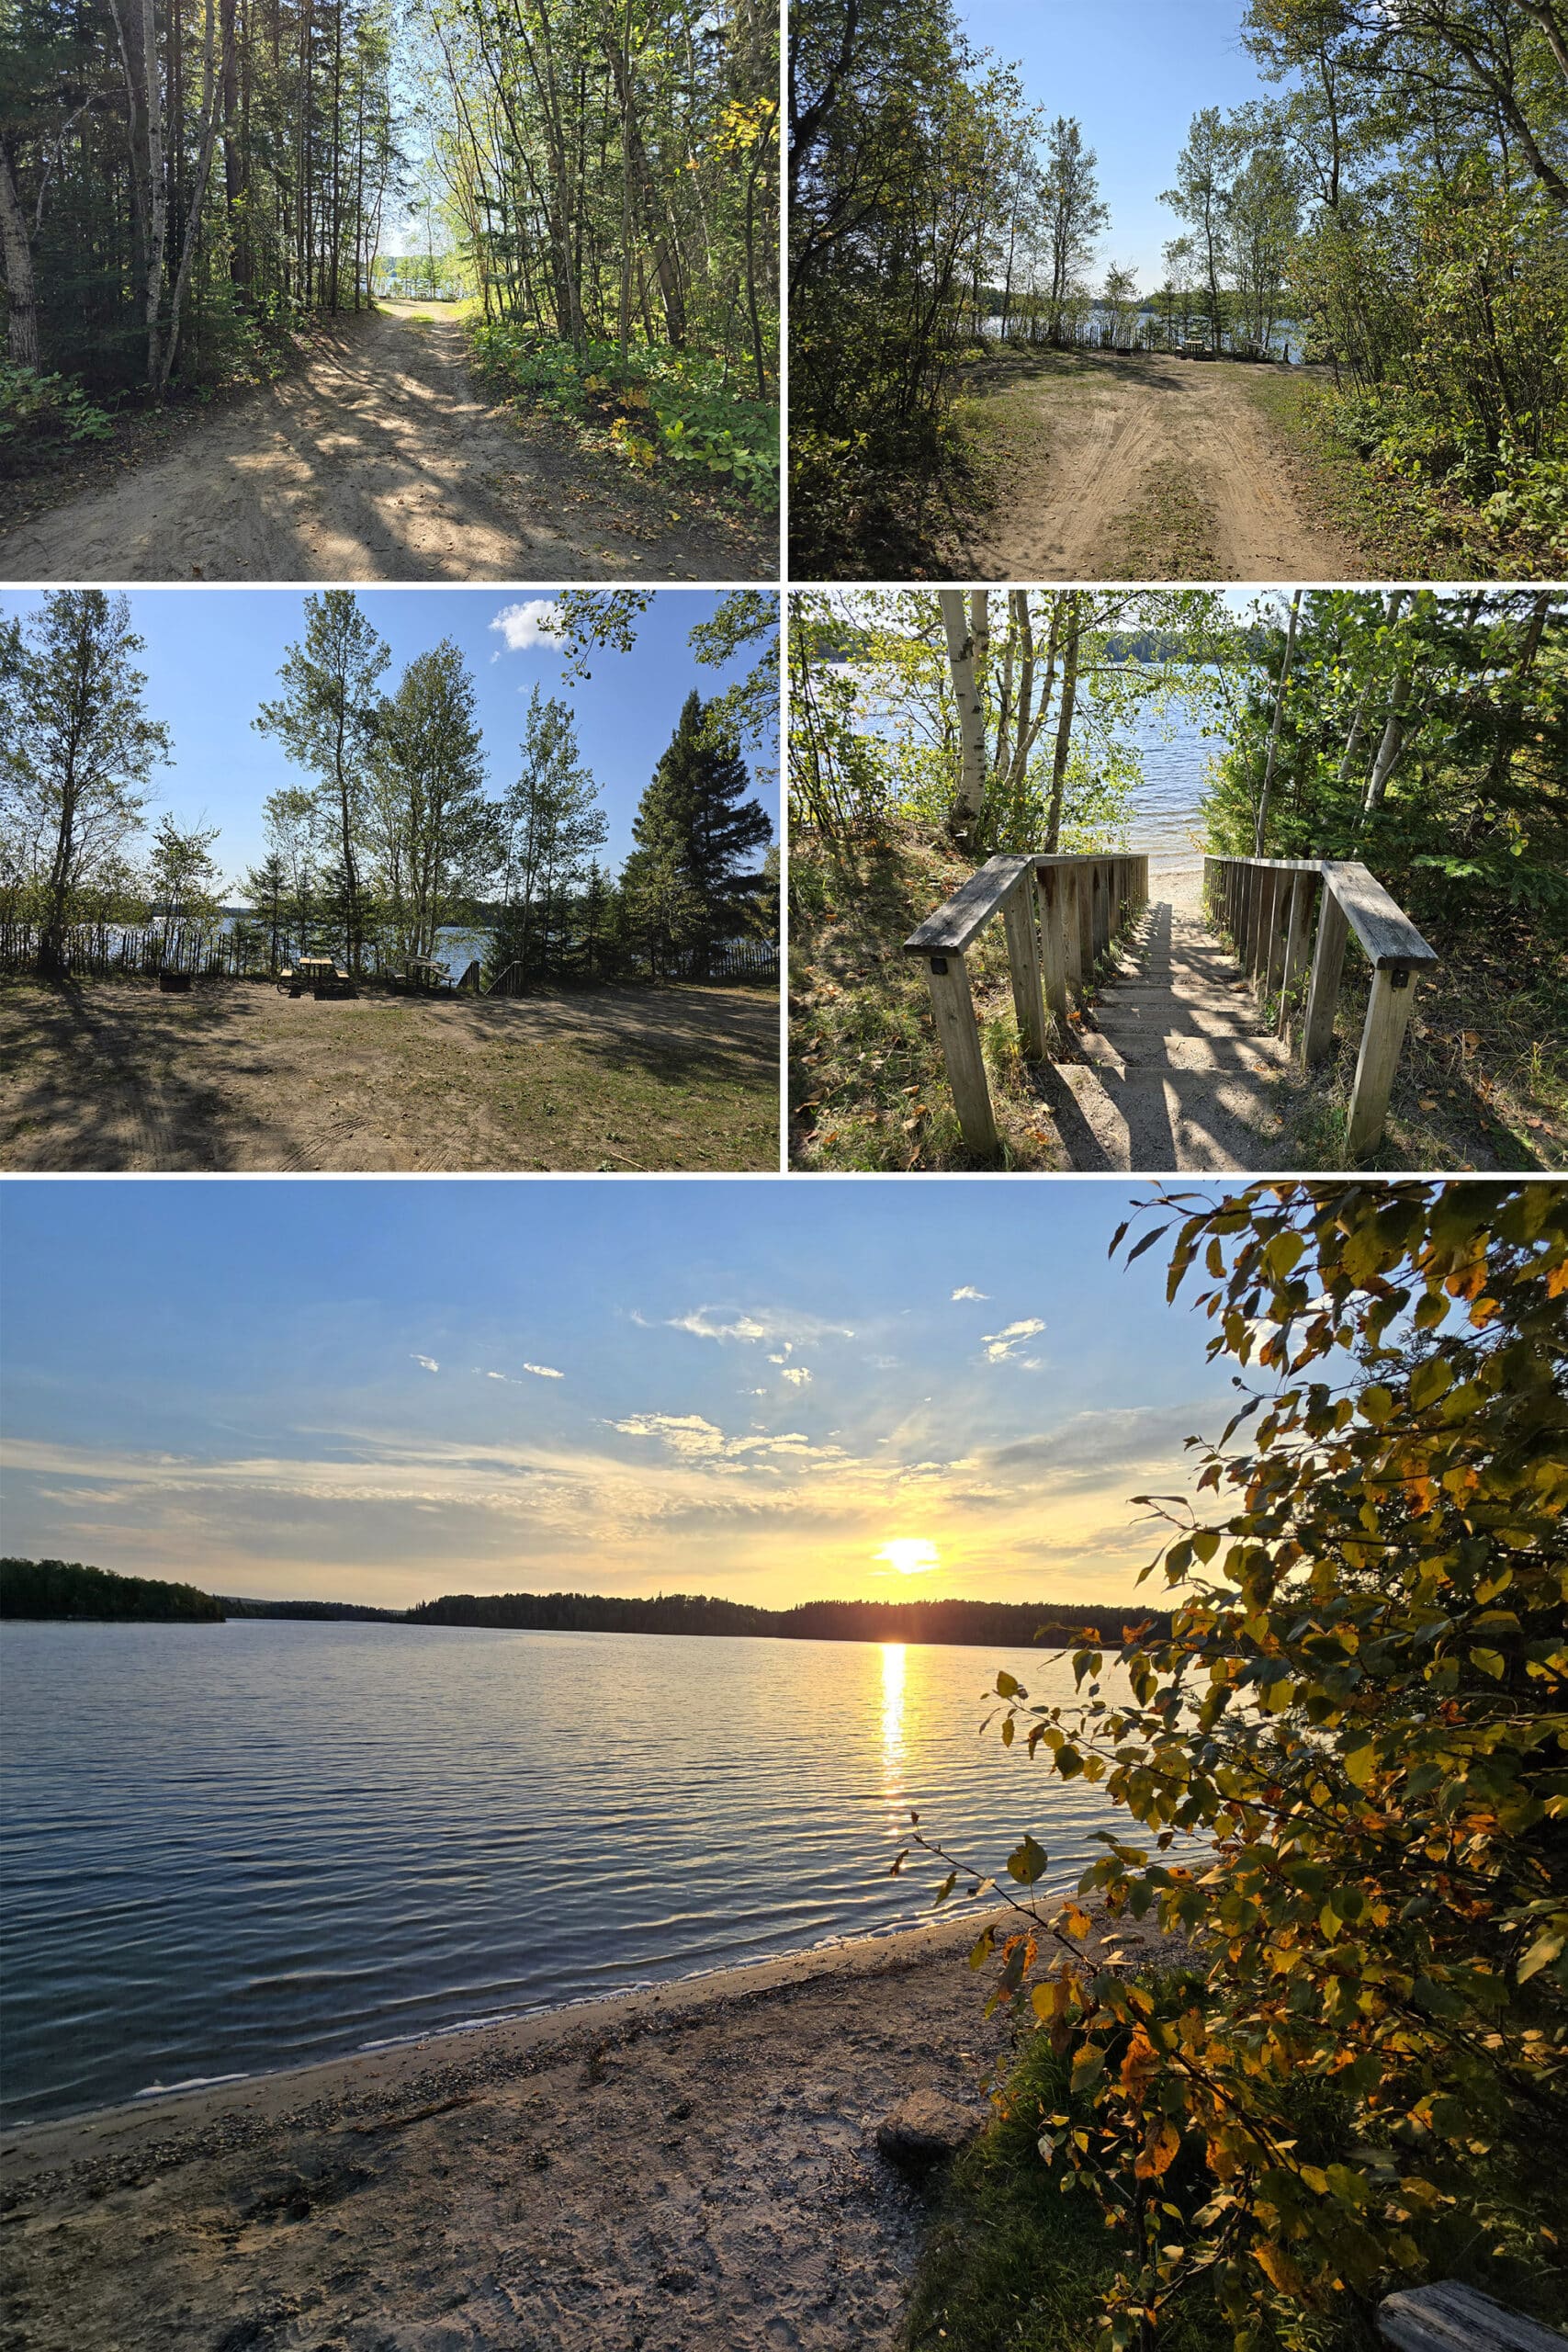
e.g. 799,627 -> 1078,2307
955,351 -> 1368,582
0,1912 -> 1188,2352
0,977 -> 779,1171
0,305 -> 761,582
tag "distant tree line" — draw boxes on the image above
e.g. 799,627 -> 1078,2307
1,1556 -> 223,1620
0,588 -> 778,991
408,1588 -> 1170,1647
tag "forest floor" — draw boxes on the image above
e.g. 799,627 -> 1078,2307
0,975 -> 779,1172
942,347 -> 1370,582
0,1911 -> 1188,2352
0,304 -> 770,582
790,826 -> 1565,1173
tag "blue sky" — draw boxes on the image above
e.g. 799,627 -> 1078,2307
972,0 -> 1271,289
0,1179 -> 1235,1610
0,590 -> 776,894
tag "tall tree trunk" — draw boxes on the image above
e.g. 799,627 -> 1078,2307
940,589 -> 987,847
1044,595 -> 1082,852
1255,587 -> 1302,854
0,147 -> 39,368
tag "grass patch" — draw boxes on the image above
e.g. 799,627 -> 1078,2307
789,822 -> 1069,1171
1241,372 -> 1562,581
1106,459 -> 1221,579
1257,924 -> 1568,1173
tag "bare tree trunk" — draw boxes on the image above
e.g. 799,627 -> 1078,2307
1254,587 -> 1302,854
158,0 -> 234,391
1364,599 -> 1425,817
0,147 -> 39,368
1044,595 -> 1081,851
940,589 -> 987,845
141,0 -> 168,386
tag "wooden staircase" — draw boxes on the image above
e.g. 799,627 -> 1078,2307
905,850 -> 1438,1169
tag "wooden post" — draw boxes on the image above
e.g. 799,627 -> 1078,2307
1301,882 -> 1349,1066
1278,872 -> 1316,1038
1091,861 -> 1110,965
1263,870 -> 1289,997
922,952 -> 998,1155
1002,868 -> 1048,1060
1063,866 -> 1086,993
1036,865 -> 1070,1025
1346,964 -> 1418,1159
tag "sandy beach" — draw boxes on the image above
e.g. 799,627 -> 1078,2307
0,1910 -> 1185,2352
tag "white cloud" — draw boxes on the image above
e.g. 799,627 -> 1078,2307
780,1366 -> 812,1388
951,1285 -> 989,1302
490,598 -> 563,652
980,1318 -> 1045,1365
767,1350 -> 790,1364
666,1306 -> 853,1349
523,1363 -> 564,1380
412,1354 -> 440,1374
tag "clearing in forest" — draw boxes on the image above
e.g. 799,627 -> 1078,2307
0,306 -> 769,585
0,978 -> 780,1173
950,349 -> 1368,583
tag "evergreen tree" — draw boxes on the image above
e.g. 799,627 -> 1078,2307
240,848 -> 290,972
488,689 -> 606,992
622,691 -> 771,978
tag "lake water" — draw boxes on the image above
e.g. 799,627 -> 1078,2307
0,1621 -> 1130,2127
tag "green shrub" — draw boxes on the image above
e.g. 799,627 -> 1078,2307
468,324 -> 778,506
0,363 -> 114,465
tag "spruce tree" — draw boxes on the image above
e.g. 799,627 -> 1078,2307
622,692 -> 771,978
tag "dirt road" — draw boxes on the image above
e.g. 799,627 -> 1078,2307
0,304 -> 763,582
955,349 -> 1367,581
0,977 -> 779,1171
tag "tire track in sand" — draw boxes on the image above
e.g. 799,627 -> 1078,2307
0,302 -> 755,583
957,352 -> 1368,582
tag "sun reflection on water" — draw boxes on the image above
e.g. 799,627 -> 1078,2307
881,1642 -> 906,1783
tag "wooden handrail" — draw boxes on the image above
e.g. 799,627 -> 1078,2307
905,852 -> 1150,1157
1204,854 -> 1438,1159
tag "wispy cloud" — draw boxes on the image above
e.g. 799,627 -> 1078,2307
951,1285 -> 988,1302
780,1366 -> 812,1388
980,1319 -> 1044,1365
412,1354 -> 440,1374
667,1306 -> 853,1348
523,1363 -> 563,1380
490,598 -> 563,653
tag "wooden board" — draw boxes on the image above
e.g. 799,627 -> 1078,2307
1378,2281 -> 1567,2352
906,857 -> 1030,956
1322,860 -> 1440,970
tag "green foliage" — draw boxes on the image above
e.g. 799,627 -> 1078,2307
469,325 -> 779,504
0,364 -> 114,464
924,1181 -> 1568,2346
1,1556 -> 223,1622
622,690 -> 772,978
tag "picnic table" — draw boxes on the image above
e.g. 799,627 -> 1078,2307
389,957 -> 452,994
277,956 -> 352,998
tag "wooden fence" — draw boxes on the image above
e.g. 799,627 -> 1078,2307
904,853 -> 1151,1156
1203,854 -> 1439,1159
0,921 -> 270,979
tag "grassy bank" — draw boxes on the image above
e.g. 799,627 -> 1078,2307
788,823 -> 1069,1171
1240,373 -> 1565,582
